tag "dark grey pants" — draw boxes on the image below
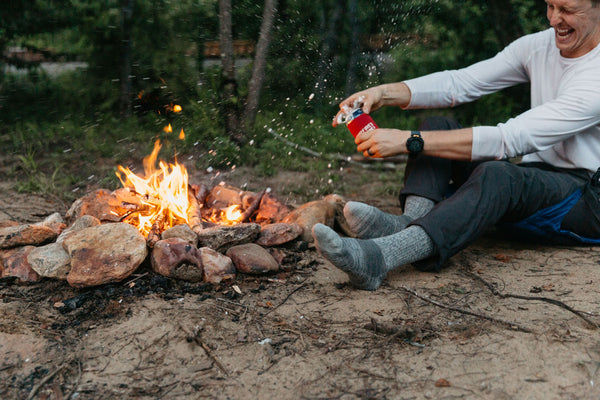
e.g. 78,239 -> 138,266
399,117 -> 599,271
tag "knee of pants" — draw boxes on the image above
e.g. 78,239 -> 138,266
470,161 -> 517,184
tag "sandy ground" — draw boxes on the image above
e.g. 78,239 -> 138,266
1,165 -> 600,400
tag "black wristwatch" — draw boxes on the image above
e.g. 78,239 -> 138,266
406,130 -> 424,156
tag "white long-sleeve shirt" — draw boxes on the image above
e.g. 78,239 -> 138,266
403,28 -> 600,175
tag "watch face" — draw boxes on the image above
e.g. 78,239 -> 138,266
407,137 -> 424,153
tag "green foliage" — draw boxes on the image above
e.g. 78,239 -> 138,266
0,0 -> 552,201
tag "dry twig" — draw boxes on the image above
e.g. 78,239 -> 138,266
264,282 -> 307,315
179,324 -> 229,376
467,271 -> 599,329
398,285 -> 535,333
27,364 -> 66,400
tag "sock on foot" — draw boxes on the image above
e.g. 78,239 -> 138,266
312,223 -> 436,290
373,225 -> 436,270
312,223 -> 386,290
344,201 -> 412,239
403,195 -> 435,220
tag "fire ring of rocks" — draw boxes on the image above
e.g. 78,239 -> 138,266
0,183 -> 350,289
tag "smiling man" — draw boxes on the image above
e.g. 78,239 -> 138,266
313,0 -> 600,290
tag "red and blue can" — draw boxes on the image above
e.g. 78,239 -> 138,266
344,108 -> 378,138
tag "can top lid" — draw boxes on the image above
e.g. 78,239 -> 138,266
336,97 -> 366,125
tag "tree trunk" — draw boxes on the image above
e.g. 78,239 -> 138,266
243,0 -> 278,131
345,0 -> 359,97
219,0 -> 243,144
314,1 -> 344,108
119,0 -> 134,118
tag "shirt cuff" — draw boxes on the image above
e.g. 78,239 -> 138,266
402,73 -> 453,109
472,126 -> 504,161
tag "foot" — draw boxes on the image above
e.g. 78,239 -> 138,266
344,201 -> 411,239
312,223 -> 387,290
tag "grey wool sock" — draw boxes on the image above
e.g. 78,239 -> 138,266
403,195 -> 435,220
373,225 -> 436,272
343,201 -> 412,239
312,223 -> 436,290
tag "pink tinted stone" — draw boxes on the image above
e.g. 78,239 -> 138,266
1,246 -> 40,282
199,247 -> 236,284
226,243 -> 279,275
0,224 -> 57,249
256,223 -> 302,247
151,238 -> 203,282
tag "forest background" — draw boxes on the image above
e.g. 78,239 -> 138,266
1,0 -> 548,201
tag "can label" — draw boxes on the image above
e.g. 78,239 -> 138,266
346,110 -> 378,138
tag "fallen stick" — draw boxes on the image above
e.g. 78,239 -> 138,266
267,127 -> 401,170
467,271 -> 599,329
398,285 -> 535,334
27,364 -> 65,400
179,324 -> 229,376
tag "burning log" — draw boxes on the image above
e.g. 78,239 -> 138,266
187,186 -> 203,234
240,189 -> 266,223
147,213 -> 166,248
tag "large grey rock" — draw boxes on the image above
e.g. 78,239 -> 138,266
57,215 -> 102,244
197,223 -> 261,252
27,243 -> 71,280
63,223 -> 147,288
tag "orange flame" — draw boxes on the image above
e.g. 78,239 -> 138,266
163,124 -> 173,133
179,128 -> 185,140
224,205 -> 243,224
204,204 -> 245,226
116,140 -> 189,236
173,104 -> 182,113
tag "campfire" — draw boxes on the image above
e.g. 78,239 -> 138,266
0,136 -> 351,290
116,140 -> 194,237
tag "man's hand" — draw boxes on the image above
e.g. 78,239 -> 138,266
332,87 -> 384,127
332,83 -> 412,127
355,128 -> 407,158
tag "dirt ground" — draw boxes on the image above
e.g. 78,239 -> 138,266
1,162 -> 600,400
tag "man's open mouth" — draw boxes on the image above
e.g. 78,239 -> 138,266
556,27 -> 575,38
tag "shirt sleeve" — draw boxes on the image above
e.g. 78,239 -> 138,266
472,82 -> 600,160
403,36 -> 531,109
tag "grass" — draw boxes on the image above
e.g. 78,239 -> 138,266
0,68 -> 411,204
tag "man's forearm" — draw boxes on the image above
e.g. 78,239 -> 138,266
378,82 -> 412,109
421,128 -> 473,160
